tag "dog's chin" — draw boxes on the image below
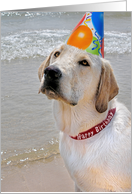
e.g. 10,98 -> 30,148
45,89 -> 59,100
39,86 -> 77,106
39,86 -> 59,100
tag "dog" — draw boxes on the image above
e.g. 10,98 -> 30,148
38,44 -> 131,192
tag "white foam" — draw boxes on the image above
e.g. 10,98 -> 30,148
1,29 -> 70,61
2,29 -> 131,61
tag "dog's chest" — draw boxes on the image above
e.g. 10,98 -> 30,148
59,133 -> 108,191
59,131 -> 130,192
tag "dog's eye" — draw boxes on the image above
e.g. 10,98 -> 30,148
54,51 -> 60,58
79,60 -> 90,66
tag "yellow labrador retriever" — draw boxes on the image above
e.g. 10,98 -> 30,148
38,44 -> 131,192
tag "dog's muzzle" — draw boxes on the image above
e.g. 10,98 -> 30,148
39,65 -> 62,100
39,65 -> 77,106
44,66 -> 62,92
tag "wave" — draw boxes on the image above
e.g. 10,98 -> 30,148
1,137 -> 59,167
1,12 -> 130,18
104,31 -> 131,54
1,11 -> 68,18
1,29 -> 70,61
1,30 -> 131,61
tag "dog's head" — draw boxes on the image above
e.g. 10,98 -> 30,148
38,44 -> 119,113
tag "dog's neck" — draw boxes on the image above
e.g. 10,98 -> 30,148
53,99 -> 115,137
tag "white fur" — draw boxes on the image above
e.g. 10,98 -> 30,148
38,44 -> 131,192
54,99 -> 131,192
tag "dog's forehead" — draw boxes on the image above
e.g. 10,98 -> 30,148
66,44 -> 101,64
52,44 -> 102,71
61,44 -> 87,56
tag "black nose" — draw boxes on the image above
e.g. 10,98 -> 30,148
44,66 -> 62,80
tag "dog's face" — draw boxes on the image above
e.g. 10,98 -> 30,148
38,44 -> 119,113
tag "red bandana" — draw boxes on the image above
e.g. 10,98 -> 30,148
70,108 -> 116,140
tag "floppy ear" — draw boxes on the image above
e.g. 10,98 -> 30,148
95,59 -> 119,113
38,51 -> 53,82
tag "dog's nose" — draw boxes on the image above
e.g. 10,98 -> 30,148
44,66 -> 62,80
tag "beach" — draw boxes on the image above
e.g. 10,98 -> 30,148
1,154 -> 74,192
1,12 -> 131,192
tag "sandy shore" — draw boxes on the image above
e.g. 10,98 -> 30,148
1,154 -> 74,192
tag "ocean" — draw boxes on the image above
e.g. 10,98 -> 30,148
1,12 -> 131,180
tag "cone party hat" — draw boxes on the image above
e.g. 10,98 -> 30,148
66,12 -> 104,58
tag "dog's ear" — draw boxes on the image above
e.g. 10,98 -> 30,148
95,59 -> 119,113
38,51 -> 53,82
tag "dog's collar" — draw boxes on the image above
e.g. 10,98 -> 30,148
70,108 -> 116,140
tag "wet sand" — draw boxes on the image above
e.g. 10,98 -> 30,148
1,154 -> 74,192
